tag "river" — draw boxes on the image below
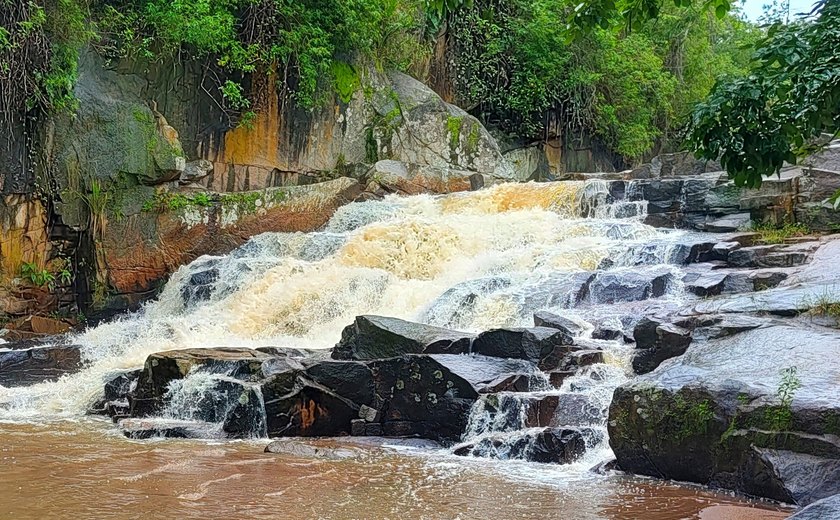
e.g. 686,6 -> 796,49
0,182 -> 795,518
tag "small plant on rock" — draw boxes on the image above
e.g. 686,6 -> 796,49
20,262 -> 55,289
764,366 -> 801,431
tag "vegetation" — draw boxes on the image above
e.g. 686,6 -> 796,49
752,220 -> 809,244
446,0 -> 758,162
687,0 -> 839,190
804,289 -> 840,323
20,261 -> 55,289
763,366 -> 801,431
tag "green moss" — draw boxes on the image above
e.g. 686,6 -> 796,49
665,394 -> 715,441
220,192 -> 262,213
465,122 -> 481,154
365,127 -> 379,163
447,115 -> 463,150
132,108 -> 154,124
332,60 -> 360,103
142,191 -> 216,213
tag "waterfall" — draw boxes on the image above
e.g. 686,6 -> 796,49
0,179 -> 688,459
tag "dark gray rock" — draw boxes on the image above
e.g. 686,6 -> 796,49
0,343 -> 83,387
533,311 -> 586,337
588,268 -> 673,305
129,347 -> 271,417
331,315 -> 473,360
453,427 -> 596,464
684,271 -> 728,297
260,368 -> 361,438
632,320 -> 692,374
610,324 -> 840,505
471,327 -> 573,362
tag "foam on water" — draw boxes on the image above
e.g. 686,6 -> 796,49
0,181 -> 685,437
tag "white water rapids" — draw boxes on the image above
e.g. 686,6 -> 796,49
0,179 -> 688,460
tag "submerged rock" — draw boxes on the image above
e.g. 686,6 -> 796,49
454,427 -> 597,464
609,324 -> 840,505
332,315 -> 474,360
129,347 -> 271,417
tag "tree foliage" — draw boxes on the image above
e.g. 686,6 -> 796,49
95,0 -> 427,110
687,0 -> 840,188
447,0 -> 757,161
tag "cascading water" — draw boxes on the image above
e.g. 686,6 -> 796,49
0,180 -> 691,470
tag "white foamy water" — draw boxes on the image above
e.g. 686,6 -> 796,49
0,181 -> 689,427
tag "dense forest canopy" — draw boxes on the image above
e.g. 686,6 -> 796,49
0,0 -> 835,174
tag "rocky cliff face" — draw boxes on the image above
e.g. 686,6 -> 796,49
0,47 -> 518,322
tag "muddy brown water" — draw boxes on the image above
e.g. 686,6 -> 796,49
0,420 -> 792,520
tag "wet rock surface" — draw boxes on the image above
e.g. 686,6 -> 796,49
332,315 -> 474,360
0,342 -> 83,387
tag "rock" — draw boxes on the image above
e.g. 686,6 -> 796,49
260,368 -> 362,438
93,369 -> 141,416
368,160 -> 485,195
609,324 -> 840,505
264,440 -> 361,459
120,419 -> 220,439
587,267 -> 673,305
331,315 -> 474,360
180,259 -> 220,306
368,354 -> 484,441
520,272 -> 595,310
533,311 -> 586,337
591,324 -> 623,341
179,159 -> 213,185
376,72 -> 512,179
711,241 -> 741,260
691,284 -> 833,317
632,320 -> 692,374
471,327 -> 573,362
3,315 -> 73,338
796,201 -> 840,232
727,243 -> 816,269
0,342 -> 82,387
703,213 -> 751,233
130,347 -> 271,416
454,427 -> 595,464
521,393 -> 603,427
684,271 -> 728,297
787,493 -> 840,519
101,177 -> 363,302
503,146 -> 550,182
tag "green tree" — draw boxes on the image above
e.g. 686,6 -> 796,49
687,0 -> 839,192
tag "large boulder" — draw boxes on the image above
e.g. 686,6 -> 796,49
331,315 -> 474,360
0,342 -> 82,387
372,72 -> 513,179
609,324 -> 840,505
